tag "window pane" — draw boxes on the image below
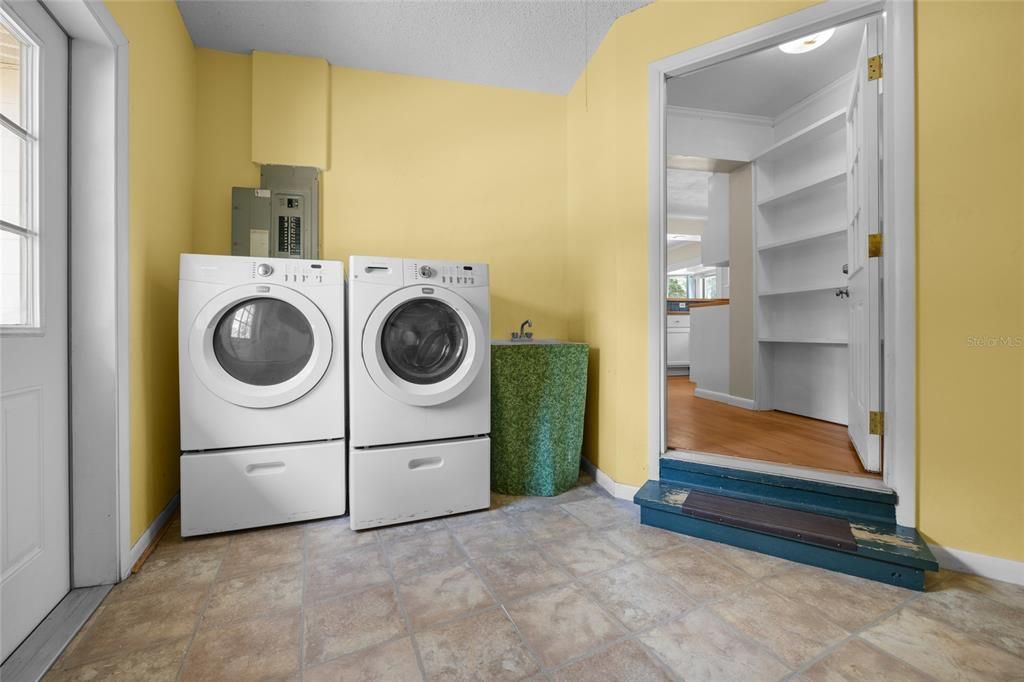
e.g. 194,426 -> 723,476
0,230 -> 25,324
0,19 -> 23,127
0,125 -> 24,226
668,276 -> 688,297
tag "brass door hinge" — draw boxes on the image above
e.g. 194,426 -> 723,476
867,54 -> 883,81
869,410 -> 884,435
868,233 -> 883,258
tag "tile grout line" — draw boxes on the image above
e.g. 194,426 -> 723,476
380,526 -> 432,682
632,545 -> 805,677
448,520 -> 549,677
298,523 -> 310,676
302,526 -> 417,673
442,490 -> 629,675
767,577 -> 935,680
469,506 -> 676,677
174,531 -> 235,681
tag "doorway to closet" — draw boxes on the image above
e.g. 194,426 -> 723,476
658,12 -> 892,485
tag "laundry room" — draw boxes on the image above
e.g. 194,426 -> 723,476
3,1 -> 1024,680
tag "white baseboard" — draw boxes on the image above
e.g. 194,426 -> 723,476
693,387 -> 755,410
581,458 -> 641,501
928,543 -> 1024,586
125,493 -> 179,579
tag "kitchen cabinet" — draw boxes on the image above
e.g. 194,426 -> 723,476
689,303 -> 729,393
667,315 -> 691,367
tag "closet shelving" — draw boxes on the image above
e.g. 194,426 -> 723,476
758,336 -> 848,345
757,224 -> 846,252
756,170 -> 846,209
756,110 -> 846,163
753,94 -> 851,425
758,282 -> 845,297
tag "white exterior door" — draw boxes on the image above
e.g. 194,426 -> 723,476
845,21 -> 882,472
0,1 -> 69,660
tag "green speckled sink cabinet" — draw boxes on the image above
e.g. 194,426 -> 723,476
490,342 -> 589,496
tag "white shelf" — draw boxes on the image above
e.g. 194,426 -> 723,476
757,170 -> 846,209
757,224 -> 847,252
759,336 -> 848,345
758,283 -> 845,297
757,110 -> 847,163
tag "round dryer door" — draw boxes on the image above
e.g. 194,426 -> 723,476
189,283 -> 333,408
362,285 -> 485,407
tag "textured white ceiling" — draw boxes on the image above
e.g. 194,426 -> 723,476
667,19 -> 868,117
176,0 -> 651,95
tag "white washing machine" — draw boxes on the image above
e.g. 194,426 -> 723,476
178,254 -> 346,536
348,255 -> 491,529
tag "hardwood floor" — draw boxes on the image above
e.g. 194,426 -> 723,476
666,376 -> 879,478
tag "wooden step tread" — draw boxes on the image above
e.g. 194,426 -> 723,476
680,490 -> 857,551
660,457 -> 897,504
635,480 -> 937,570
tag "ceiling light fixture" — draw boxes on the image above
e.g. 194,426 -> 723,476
667,234 -> 701,242
778,28 -> 835,54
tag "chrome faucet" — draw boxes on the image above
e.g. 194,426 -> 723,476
511,319 -> 534,341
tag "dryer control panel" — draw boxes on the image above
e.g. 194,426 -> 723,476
180,253 -> 343,287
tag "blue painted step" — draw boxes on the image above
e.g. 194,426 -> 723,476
660,457 -> 897,524
635,480 -> 937,591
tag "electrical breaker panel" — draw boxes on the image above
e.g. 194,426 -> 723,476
232,165 -> 319,260
231,188 -> 272,258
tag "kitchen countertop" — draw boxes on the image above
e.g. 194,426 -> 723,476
688,298 -> 730,309
667,298 -> 729,314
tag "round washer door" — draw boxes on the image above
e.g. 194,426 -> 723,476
362,285 -> 485,407
189,283 -> 333,408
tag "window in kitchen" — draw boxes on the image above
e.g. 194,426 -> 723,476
667,274 -> 688,298
668,271 -> 719,299
1,14 -> 37,327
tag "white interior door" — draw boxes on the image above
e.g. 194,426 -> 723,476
1,1 -> 69,660
845,20 -> 882,472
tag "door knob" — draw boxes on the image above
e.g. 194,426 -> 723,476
835,287 -> 850,299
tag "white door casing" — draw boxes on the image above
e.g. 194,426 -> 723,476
0,0 -> 69,660
845,20 -> 882,472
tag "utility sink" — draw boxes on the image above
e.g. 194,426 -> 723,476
492,339 -> 563,345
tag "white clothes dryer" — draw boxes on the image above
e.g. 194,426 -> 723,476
347,256 -> 490,529
178,254 -> 345,535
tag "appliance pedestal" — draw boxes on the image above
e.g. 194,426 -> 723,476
349,437 -> 490,530
180,439 -> 346,536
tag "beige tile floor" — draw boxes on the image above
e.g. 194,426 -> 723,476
45,477 -> 1024,681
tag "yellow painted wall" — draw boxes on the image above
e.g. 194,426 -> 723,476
251,51 -> 330,169
915,0 -> 1023,561
193,49 -> 259,254
105,1 -> 197,542
566,1 -> 813,485
189,60 -> 570,339
566,0 -> 1024,561
323,67 -> 568,340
